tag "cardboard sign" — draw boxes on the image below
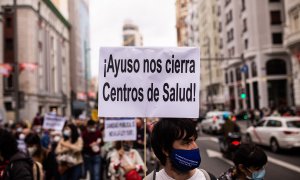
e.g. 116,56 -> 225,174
43,113 -> 66,131
98,47 -> 200,118
104,118 -> 137,142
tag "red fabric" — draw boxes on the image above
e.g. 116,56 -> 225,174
81,130 -> 102,155
0,161 -> 9,180
124,170 -> 142,180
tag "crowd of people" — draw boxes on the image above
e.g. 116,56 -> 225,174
235,106 -> 300,124
0,112 -> 268,180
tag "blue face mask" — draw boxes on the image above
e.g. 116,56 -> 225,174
170,148 -> 201,172
247,168 -> 266,180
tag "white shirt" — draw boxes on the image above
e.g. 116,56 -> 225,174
155,168 -> 206,180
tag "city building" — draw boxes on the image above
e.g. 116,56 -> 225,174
123,20 -> 143,46
218,0 -> 292,112
51,0 -> 69,19
176,0 -> 189,46
0,0 -> 71,121
284,0 -> 300,110
198,0 -> 225,111
68,0 -> 91,117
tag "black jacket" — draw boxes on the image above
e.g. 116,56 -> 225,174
3,151 -> 33,180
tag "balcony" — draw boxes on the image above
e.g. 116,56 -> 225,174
284,31 -> 300,48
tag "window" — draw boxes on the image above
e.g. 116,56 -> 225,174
266,59 -> 287,75
272,33 -> 282,44
218,22 -> 222,32
241,0 -> 246,11
266,120 -> 282,127
270,11 -> 281,25
236,67 -> 242,81
226,10 -> 233,24
225,72 -> 228,84
230,71 -> 234,83
225,0 -> 231,7
217,6 -> 221,16
244,39 -> 248,49
243,19 -> 247,32
270,0 -> 280,2
251,62 -> 257,77
227,28 -> 234,43
5,17 -> 12,27
5,38 -> 13,51
231,47 -> 235,56
256,120 -> 265,127
292,13 -> 299,30
286,121 -> 300,128
219,38 -> 223,49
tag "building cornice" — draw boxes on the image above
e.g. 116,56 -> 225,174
43,0 -> 71,29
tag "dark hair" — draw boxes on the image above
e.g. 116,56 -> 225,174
25,133 -> 43,157
114,141 -> 122,150
87,120 -> 96,127
150,118 -> 198,165
233,143 -> 267,168
25,133 -> 41,146
67,124 -> 80,144
0,129 -> 18,160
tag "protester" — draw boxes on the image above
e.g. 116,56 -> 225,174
218,143 -> 268,180
109,141 -> 146,180
145,118 -> 215,180
221,113 -> 240,138
55,124 -> 83,180
0,129 -> 33,180
82,120 -> 103,180
25,133 -> 56,179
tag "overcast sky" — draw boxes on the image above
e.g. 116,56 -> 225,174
89,0 -> 177,77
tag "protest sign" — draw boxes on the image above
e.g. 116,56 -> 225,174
98,47 -> 200,118
104,118 -> 136,142
43,113 -> 66,131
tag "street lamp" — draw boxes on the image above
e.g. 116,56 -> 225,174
13,0 -> 20,122
84,41 -> 90,117
204,36 -> 213,110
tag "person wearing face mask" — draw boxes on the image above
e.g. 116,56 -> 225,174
0,129 -> 33,180
145,118 -> 216,180
81,120 -> 103,180
218,143 -> 267,180
109,141 -> 146,180
55,124 -> 83,180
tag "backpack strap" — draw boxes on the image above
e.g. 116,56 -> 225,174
144,170 -> 156,180
33,162 -> 41,180
200,169 -> 211,180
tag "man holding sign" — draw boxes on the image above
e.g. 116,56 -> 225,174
98,47 -> 209,179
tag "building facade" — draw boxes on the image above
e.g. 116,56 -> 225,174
0,0 -> 71,121
218,0 -> 292,112
198,0 -> 225,111
123,20 -> 143,46
176,0 -> 189,46
68,0 -> 91,116
284,0 -> 300,109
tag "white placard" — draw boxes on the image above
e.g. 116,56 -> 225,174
43,113 -> 66,131
98,47 -> 200,118
104,118 -> 137,142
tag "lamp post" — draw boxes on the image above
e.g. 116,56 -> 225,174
205,36 -> 213,110
84,41 -> 90,117
13,0 -> 20,122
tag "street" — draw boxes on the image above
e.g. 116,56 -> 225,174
197,129 -> 300,179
